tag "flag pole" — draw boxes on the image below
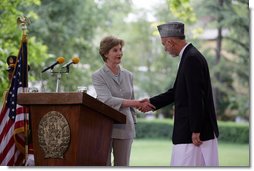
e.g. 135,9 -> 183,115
17,16 -> 30,165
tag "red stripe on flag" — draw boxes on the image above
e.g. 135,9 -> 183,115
0,119 -> 14,141
7,155 -> 14,166
0,134 -> 15,164
0,106 -> 8,124
15,150 -> 25,166
0,105 -> 28,166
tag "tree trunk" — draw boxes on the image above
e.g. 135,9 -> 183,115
213,0 -> 224,113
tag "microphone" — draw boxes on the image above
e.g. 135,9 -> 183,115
41,57 -> 65,73
62,56 -> 80,68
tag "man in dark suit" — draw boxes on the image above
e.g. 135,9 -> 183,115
140,21 -> 219,166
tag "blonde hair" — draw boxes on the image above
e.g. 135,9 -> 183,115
99,36 -> 124,62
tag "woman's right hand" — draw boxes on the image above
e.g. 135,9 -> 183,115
136,99 -> 155,112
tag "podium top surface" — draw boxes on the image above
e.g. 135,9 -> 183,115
18,92 -> 84,104
17,92 -> 126,123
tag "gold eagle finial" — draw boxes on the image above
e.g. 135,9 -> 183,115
17,16 -> 31,31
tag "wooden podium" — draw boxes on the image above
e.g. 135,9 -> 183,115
17,92 -> 126,166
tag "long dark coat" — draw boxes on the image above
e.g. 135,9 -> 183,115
150,44 -> 219,145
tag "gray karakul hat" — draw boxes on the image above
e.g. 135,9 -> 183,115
157,21 -> 185,38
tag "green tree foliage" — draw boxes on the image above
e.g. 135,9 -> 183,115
193,0 -> 249,120
121,2 -> 180,118
221,0 -> 249,120
20,0 -> 100,91
164,0 -> 249,120
0,0 -> 47,102
0,0 -> 249,122
167,0 -> 197,23
21,0 -> 133,92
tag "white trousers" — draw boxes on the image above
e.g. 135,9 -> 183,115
170,138 -> 219,166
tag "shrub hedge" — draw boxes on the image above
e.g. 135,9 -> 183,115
135,119 -> 249,143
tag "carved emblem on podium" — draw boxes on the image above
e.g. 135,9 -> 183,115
38,111 -> 70,158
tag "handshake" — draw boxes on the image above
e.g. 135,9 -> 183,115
134,99 -> 156,113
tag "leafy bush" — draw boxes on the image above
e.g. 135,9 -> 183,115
136,119 -> 249,143
217,121 -> 249,143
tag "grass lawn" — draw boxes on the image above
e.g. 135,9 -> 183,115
129,139 -> 249,167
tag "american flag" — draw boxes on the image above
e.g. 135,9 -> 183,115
0,36 -> 32,165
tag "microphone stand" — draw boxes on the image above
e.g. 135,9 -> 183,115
50,67 -> 70,92
55,72 -> 61,93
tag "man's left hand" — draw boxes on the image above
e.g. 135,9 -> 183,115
192,132 -> 202,146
